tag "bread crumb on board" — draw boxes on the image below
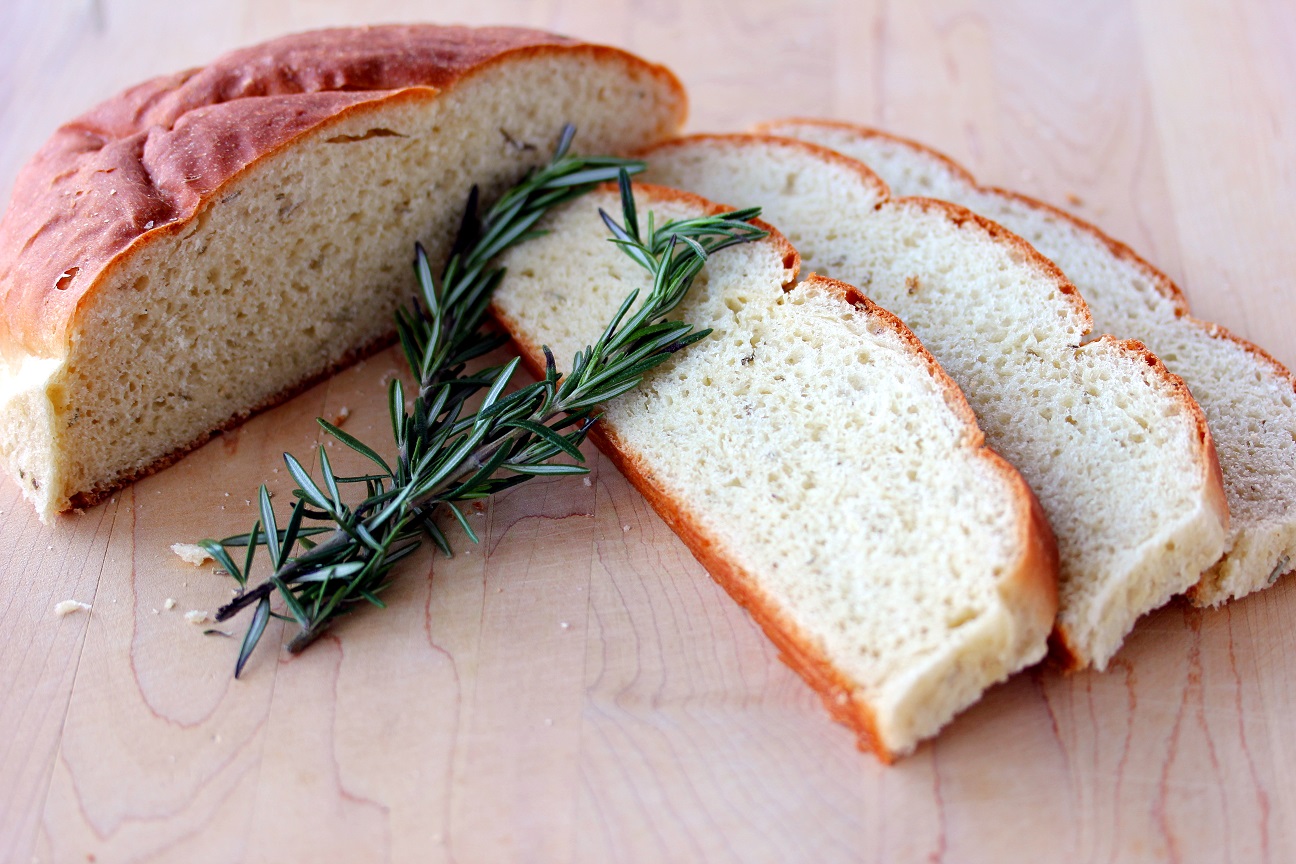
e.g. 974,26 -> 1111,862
54,600 -> 91,617
184,610 -> 211,625
171,542 -> 213,566
164,598 -> 176,610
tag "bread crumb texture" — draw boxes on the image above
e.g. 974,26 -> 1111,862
765,120 -> 1296,608
54,600 -> 92,617
493,186 -> 1054,757
170,542 -> 212,566
643,136 -> 1226,669
0,26 -> 684,521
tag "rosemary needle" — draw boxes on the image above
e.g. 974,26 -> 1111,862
198,127 -> 768,677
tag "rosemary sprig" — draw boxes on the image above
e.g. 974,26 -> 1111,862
200,135 -> 767,678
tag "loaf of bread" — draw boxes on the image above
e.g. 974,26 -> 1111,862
0,25 -> 685,520
642,135 -> 1228,670
758,119 -> 1296,608
491,182 -> 1057,760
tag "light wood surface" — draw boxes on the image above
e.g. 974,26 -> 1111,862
2,2 -> 1294,862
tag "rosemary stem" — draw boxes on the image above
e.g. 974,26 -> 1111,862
201,145 -> 769,678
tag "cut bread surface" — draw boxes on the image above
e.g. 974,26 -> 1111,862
491,183 -> 1057,760
0,26 -> 686,520
642,135 -> 1227,669
758,119 -> 1296,607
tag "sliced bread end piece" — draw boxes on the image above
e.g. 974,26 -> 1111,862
491,183 -> 1057,759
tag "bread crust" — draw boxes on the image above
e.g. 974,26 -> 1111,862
762,120 -> 1286,608
760,119 -> 1296,394
492,185 -> 1059,759
647,131 -> 1229,666
0,25 -> 687,362
753,118 -> 1196,313
642,132 -> 1092,326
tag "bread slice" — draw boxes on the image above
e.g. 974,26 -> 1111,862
0,25 -> 686,520
490,183 -> 1057,760
757,119 -> 1296,608
641,135 -> 1228,670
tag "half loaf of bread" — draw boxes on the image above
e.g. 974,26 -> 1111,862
759,119 -> 1296,608
0,25 -> 686,520
641,135 -> 1228,670
491,182 -> 1058,760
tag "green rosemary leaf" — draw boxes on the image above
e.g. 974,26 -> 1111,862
389,378 -> 406,451
444,437 -> 515,500
272,576 -> 310,629
234,595 -> 271,679
217,524 -> 333,547
284,453 -> 332,514
473,208 -> 550,262
503,419 -> 586,461
543,166 -> 637,188
445,501 -> 479,545
504,463 -> 591,476
242,520 -> 260,585
479,356 -> 521,414
553,122 -> 577,160
334,473 -> 392,485
199,539 -> 245,586
413,243 -> 439,317
318,419 -> 393,477
359,591 -> 388,608
280,498 -> 307,560
618,168 -> 639,242
259,486 -> 281,568
421,514 -> 454,557
560,376 -> 648,412
395,314 -> 424,375
293,561 -> 367,584
384,540 -> 422,567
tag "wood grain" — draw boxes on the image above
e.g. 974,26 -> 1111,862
2,2 -> 1294,862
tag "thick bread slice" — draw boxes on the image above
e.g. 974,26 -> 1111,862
758,119 -> 1296,608
490,183 -> 1057,760
642,136 -> 1228,670
0,25 -> 685,520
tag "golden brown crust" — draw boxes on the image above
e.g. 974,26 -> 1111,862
0,25 -> 687,360
492,189 -> 1059,759
641,133 -> 1093,328
752,118 -> 1193,312
810,274 -> 1060,666
640,132 -> 893,202
751,117 -> 982,190
1043,335 -> 1229,667
804,120 -> 1296,402
643,130 -> 1229,668
498,303 -> 895,759
760,119 -> 1296,490
590,419 -> 896,759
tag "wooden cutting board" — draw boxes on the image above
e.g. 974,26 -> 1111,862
3,2 -> 1294,862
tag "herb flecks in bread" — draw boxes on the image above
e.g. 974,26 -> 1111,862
0,25 -> 686,520
642,134 -> 1226,671
491,182 -> 1058,760
760,118 -> 1296,608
